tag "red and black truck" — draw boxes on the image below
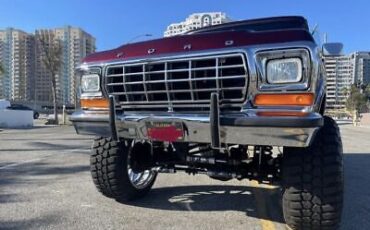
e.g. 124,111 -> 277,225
71,16 -> 343,230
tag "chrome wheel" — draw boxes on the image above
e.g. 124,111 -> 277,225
127,168 -> 156,189
127,141 -> 156,189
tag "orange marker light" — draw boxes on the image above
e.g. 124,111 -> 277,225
254,93 -> 314,106
81,98 -> 109,109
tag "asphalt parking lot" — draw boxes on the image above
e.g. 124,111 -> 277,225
1,123 -> 370,230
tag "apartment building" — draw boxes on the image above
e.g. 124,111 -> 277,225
322,50 -> 370,111
0,26 -> 95,106
0,28 -> 35,101
352,51 -> 370,85
35,27 -> 96,106
323,54 -> 354,110
164,12 -> 232,37
56,26 -> 95,105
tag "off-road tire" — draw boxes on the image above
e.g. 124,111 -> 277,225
282,116 -> 343,230
90,137 -> 157,201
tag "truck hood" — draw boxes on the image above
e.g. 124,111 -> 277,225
82,29 -> 313,64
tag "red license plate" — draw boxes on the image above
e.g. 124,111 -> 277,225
147,122 -> 184,142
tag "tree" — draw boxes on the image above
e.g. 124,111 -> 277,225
341,86 -> 349,97
365,84 -> 370,98
37,33 -> 63,124
0,64 -> 4,97
346,84 -> 368,113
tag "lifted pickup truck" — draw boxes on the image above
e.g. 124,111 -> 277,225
71,16 -> 343,230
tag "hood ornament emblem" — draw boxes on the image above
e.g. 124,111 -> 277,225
148,48 -> 156,54
116,52 -> 124,58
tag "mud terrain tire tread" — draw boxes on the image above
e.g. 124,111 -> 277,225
90,137 -> 156,201
282,116 -> 343,230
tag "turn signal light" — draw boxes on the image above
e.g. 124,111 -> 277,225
254,93 -> 314,106
81,98 -> 109,109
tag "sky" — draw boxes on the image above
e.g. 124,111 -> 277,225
0,0 -> 369,54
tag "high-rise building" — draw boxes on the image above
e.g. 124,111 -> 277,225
0,28 -> 35,101
164,12 -> 232,37
323,54 -> 354,110
352,52 -> 370,85
323,51 -> 370,111
35,27 -> 96,106
0,26 -> 95,106
56,26 -> 95,105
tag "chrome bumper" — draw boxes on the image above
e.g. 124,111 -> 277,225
70,110 -> 323,147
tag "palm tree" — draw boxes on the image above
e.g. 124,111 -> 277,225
37,33 -> 63,124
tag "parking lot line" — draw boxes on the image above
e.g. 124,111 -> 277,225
250,180 -> 277,230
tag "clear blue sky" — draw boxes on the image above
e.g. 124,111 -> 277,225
0,0 -> 368,53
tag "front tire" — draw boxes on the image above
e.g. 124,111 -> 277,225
90,137 -> 157,202
282,116 -> 343,230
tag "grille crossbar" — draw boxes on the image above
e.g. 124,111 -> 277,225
105,53 -> 248,111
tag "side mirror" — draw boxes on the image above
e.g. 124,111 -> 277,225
321,43 -> 344,56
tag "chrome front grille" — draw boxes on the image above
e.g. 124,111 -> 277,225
105,53 -> 248,111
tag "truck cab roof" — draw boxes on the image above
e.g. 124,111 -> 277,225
187,16 -> 309,35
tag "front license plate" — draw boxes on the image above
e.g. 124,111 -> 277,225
147,122 -> 184,142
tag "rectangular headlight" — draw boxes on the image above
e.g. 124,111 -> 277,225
266,58 -> 302,84
81,74 -> 100,92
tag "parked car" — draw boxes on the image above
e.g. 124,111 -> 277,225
70,16 -> 343,230
7,104 -> 39,119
